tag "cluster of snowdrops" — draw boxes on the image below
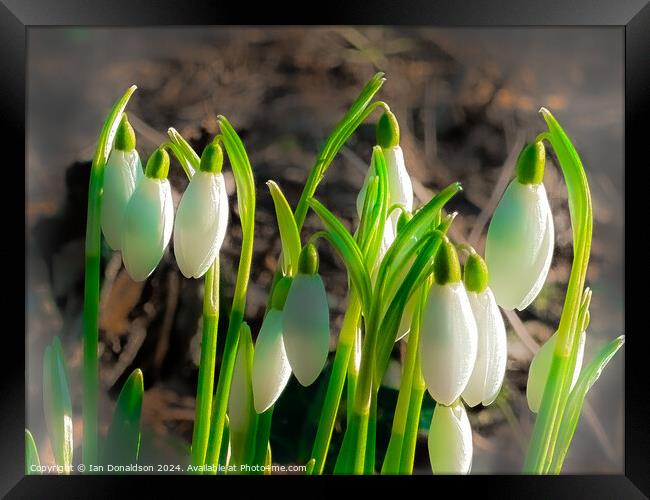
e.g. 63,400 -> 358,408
31,73 -> 623,476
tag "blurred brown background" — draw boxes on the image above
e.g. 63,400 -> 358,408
26,27 -> 624,473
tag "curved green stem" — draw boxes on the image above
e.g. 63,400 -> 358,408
83,85 -> 137,467
523,108 -> 593,473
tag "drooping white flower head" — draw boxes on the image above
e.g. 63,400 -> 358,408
356,111 -> 414,265
461,253 -> 508,407
101,113 -> 143,251
121,148 -> 174,282
420,238 -> 478,406
526,330 -> 586,413
485,142 -> 554,311
252,278 -> 293,413
428,400 -> 473,474
282,245 -> 330,387
173,143 -> 229,279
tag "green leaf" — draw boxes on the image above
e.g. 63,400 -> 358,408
305,457 -> 316,475
267,181 -> 302,276
25,429 -> 41,475
167,127 -> 200,174
308,197 -> 372,314
43,337 -> 73,473
293,72 -> 386,230
549,335 -> 625,473
104,368 -> 144,467
218,414 -> 231,472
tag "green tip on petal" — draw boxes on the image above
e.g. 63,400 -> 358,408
271,276 -> 293,310
144,148 -> 170,180
115,113 -> 136,152
199,142 -> 224,173
515,141 -> 545,185
396,210 -> 413,234
298,243 -> 319,275
463,253 -> 489,293
434,236 -> 461,285
376,110 -> 400,149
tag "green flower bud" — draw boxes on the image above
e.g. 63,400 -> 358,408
114,113 -> 136,152
199,143 -> 224,174
515,141 -> 545,185
144,148 -> 170,180
463,253 -> 489,293
298,243 -> 319,275
434,237 -> 461,285
376,110 -> 400,149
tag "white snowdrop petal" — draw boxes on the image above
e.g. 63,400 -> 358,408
462,288 -> 507,407
382,358 -> 402,391
428,401 -> 473,474
486,181 -> 554,310
282,274 -> 330,387
526,330 -> 586,413
252,309 -> 292,413
516,199 -> 555,310
173,172 -> 229,279
122,177 -> 173,282
419,282 -> 478,406
385,146 -> 413,226
101,149 -> 142,250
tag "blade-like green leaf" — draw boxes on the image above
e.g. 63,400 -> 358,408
104,368 -> 144,467
167,127 -> 200,174
25,429 -> 41,475
43,337 -> 73,473
308,197 -> 372,314
218,414 -> 231,472
549,335 -> 625,473
267,181 -> 302,276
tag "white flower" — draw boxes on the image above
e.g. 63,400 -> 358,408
526,330 -> 586,413
486,179 -> 554,311
101,148 -> 143,250
462,288 -> 508,407
252,309 -> 292,413
428,400 -> 473,474
121,176 -> 174,282
282,273 -> 330,386
420,281 -> 478,406
173,171 -> 229,278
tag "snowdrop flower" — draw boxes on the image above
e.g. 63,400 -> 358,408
485,141 -> 554,311
121,148 -> 174,282
420,237 -> 478,406
100,113 -> 143,250
252,277 -> 293,413
173,143 -> 229,278
526,330 -> 586,413
282,244 -> 330,387
460,251 -> 508,407
356,111 -> 414,260
428,400 -> 473,474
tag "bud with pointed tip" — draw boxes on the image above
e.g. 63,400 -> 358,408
526,330 -> 585,413
485,142 -> 554,311
101,113 -> 143,250
420,239 -> 478,406
121,148 -> 174,282
173,143 -> 229,279
428,400 -> 473,474
282,245 -> 330,386
252,278 -> 293,413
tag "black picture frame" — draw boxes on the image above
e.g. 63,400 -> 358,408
6,0 -> 648,497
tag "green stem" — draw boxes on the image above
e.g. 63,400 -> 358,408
190,260 -> 220,468
310,293 -> 361,474
82,86 -> 137,467
364,394 -> 377,474
399,362 -> 425,474
523,109 -> 593,473
347,327 -> 361,427
252,407 -> 274,471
